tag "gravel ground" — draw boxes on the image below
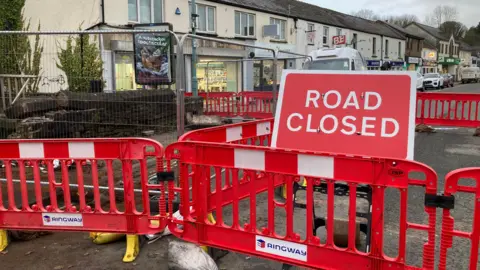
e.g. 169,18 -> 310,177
1,128 -> 480,269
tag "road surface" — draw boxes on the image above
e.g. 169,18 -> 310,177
431,82 -> 480,93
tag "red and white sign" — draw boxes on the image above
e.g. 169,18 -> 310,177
272,71 -> 417,160
332,35 -> 346,45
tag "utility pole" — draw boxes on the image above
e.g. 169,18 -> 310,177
191,0 -> 198,96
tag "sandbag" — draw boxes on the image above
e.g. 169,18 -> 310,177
168,241 -> 218,270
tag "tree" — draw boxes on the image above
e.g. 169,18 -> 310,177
463,22 -> 480,46
56,27 -> 104,92
0,0 -> 43,93
424,5 -> 459,27
439,21 -> 467,40
350,9 -> 380,21
350,9 -> 418,27
384,14 -> 419,27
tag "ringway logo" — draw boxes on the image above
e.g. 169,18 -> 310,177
257,239 -> 266,248
255,236 -> 307,262
42,213 -> 83,227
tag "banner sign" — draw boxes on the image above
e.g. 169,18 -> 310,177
133,23 -> 174,85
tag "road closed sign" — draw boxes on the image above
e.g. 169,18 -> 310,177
271,71 -> 416,160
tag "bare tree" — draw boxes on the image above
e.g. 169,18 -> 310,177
424,5 -> 459,27
439,21 -> 467,40
384,14 -> 419,27
351,9 -> 380,21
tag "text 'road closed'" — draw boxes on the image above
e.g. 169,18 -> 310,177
286,90 -> 399,138
272,72 -> 416,160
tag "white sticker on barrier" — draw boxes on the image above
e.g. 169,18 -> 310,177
255,235 -> 307,262
42,213 -> 83,227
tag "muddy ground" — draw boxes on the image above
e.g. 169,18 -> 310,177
1,128 -> 480,269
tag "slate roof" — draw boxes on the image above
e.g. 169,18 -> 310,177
207,0 -> 406,39
376,21 -> 424,40
423,39 -> 437,50
459,41 -> 474,51
406,22 -> 450,41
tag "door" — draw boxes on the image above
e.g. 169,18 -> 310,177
115,53 -> 137,91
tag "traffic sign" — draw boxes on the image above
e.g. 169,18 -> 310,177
271,71 -> 417,160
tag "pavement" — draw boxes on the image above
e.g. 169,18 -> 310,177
1,84 -> 480,270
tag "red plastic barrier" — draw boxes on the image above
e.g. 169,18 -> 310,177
185,91 -> 276,118
179,118 -> 274,146
237,92 -> 276,119
164,141 -> 438,269
188,92 -> 480,128
0,138 -> 168,235
439,168 -> 480,270
416,92 -> 480,128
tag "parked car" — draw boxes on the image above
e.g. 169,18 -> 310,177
442,74 -> 454,88
460,67 -> 480,83
423,73 -> 444,90
416,72 -> 424,91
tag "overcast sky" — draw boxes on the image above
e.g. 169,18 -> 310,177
301,0 -> 479,27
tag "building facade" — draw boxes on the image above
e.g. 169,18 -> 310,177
405,22 -> 460,79
23,0 -> 408,93
420,41 -> 439,74
378,21 -> 423,71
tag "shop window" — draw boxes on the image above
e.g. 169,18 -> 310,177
128,0 -> 163,23
196,59 -> 238,92
190,3 -> 216,33
270,18 -> 286,40
253,60 -> 286,91
235,11 -> 255,37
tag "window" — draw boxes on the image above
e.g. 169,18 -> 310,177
385,39 -> 389,57
398,41 -> 401,58
235,11 -> 255,37
336,28 -> 342,36
323,26 -> 329,45
270,18 -> 286,40
372,37 -> 376,56
128,0 -> 163,23
190,3 -> 216,33
417,40 -> 421,51
353,33 -> 357,49
307,23 -> 315,45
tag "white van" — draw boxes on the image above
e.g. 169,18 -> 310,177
303,47 -> 368,71
460,67 -> 480,84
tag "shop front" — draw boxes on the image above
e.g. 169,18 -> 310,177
421,49 -> 438,74
250,42 -> 298,91
389,61 -> 405,71
367,60 -> 381,70
438,56 -> 461,79
407,57 -> 421,71
196,57 -> 241,92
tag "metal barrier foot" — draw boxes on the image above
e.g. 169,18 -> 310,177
0,230 -> 8,252
123,235 -> 140,263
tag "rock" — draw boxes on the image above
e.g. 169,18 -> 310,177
168,241 -> 218,270
415,124 -> 435,133
473,127 -> 480,137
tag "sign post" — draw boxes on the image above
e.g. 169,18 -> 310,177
271,71 -> 417,160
